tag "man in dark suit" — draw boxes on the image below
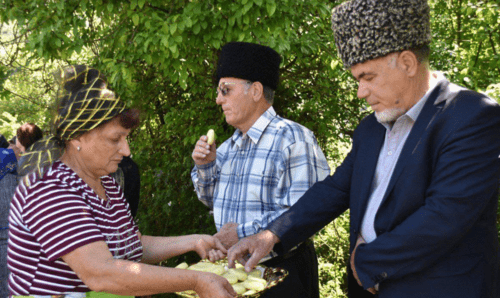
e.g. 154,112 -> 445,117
227,0 -> 500,297
111,155 -> 141,217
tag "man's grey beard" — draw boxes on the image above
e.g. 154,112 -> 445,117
375,108 -> 406,124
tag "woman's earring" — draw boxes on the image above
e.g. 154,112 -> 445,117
77,146 -> 81,151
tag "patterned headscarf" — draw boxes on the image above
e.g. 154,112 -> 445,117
331,0 -> 431,68
19,65 -> 126,178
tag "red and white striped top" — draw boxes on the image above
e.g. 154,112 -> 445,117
7,161 -> 143,295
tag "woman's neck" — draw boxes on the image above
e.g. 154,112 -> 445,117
60,152 -> 106,200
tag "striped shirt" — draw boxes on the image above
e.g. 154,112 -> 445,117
191,107 -> 330,238
7,161 -> 143,295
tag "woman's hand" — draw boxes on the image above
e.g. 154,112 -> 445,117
208,249 -> 226,262
194,272 -> 237,298
191,234 -> 227,260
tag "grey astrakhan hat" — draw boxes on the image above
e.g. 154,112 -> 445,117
331,0 -> 431,68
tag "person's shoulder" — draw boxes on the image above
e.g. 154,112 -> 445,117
21,161 -> 82,195
439,82 -> 500,118
13,165 -> 74,212
269,115 -> 318,145
453,87 -> 497,108
1,148 -> 15,161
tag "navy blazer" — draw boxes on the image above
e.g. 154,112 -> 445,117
268,80 -> 500,298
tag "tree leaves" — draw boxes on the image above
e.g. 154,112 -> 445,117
132,14 -> 139,26
267,1 -> 277,16
1,3 -> 499,296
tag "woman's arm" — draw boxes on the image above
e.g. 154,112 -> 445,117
62,240 -> 235,297
139,233 -> 227,264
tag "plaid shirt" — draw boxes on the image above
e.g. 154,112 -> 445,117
192,107 -> 330,239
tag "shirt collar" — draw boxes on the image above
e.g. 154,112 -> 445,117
406,71 -> 447,121
433,72 -> 466,107
231,106 -> 276,146
380,71 -> 445,131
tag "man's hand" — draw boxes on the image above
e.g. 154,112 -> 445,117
227,230 -> 279,272
351,235 -> 377,295
192,135 -> 217,166
214,222 -> 239,249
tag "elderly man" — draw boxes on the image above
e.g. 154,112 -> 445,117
191,42 -> 330,297
227,1 -> 500,297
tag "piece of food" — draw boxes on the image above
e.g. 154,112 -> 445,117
232,283 -> 247,295
175,262 -> 189,269
228,268 -> 248,281
242,279 -> 266,292
242,290 -> 257,296
208,264 -> 226,275
207,129 -> 216,145
188,262 -> 215,271
246,275 -> 267,287
249,269 -> 262,278
222,272 -> 239,284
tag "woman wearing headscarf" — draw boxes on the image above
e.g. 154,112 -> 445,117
8,65 -> 236,298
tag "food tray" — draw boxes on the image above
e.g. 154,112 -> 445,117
176,261 -> 288,298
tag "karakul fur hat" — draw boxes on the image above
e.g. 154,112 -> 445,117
331,0 -> 431,68
216,42 -> 281,90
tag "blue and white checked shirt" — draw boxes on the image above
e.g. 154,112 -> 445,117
191,107 -> 330,239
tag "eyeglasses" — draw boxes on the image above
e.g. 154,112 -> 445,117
216,81 -> 252,97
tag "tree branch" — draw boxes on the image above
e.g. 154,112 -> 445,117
488,30 -> 498,56
3,88 -> 48,108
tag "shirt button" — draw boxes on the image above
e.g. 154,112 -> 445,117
388,151 -> 393,156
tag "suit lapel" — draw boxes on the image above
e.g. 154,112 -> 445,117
354,119 -> 385,229
381,82 -> 447,204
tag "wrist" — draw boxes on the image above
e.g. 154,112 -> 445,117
192,270 -> 206,293
264,230 -> 280,244
192,234 -> 203,245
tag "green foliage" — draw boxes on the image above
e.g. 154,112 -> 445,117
315,212 -> 350,298
0,21 -> 69,135
0,111 -> 18,139
0,0 -> 362,249
429,0 -> 500,94
0,0 -> 499,297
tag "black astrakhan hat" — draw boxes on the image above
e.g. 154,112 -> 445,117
216,42 -> 281,90
331,0 -> 431,68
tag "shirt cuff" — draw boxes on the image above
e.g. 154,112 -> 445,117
195,161 -> 216,182
237,221 -> 257,239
